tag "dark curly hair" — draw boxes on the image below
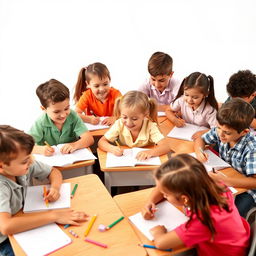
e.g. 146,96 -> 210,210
227,70 -> 256,98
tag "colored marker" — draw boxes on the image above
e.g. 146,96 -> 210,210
84,214 -> 97,236
71,184 -> 78,198
106,216 -> 124,230
43,186 -> 49,207
69,230 -> 79,238
64,224 -> 70,229
85,238 -> 108,248
138,244 -> 172,252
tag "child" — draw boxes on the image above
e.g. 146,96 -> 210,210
0,125 -> 88,256
194,98 -> 256,218
138,52 -> 180,111
225,70 -> 256,129
74,62 -> 122,125
142,154 -> 250,256
29,79 -> 94,156
166,72 -> 218,140
98,91 -> 166,161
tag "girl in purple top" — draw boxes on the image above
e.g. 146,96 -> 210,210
142,154 -> 250,256
166,72 -> 218,139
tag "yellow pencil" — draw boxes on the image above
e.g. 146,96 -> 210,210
115,140 -> 121,148
84,214 -> 97,236
44,140 -> 51,148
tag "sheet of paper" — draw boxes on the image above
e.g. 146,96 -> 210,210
167,123 -> 207,141
23,183 -> 71,213
157,111 -> 166,117
129,200 -> 188,241
13,223 -> 72,256
132,148 -> 162,166
34,145 -> 96,166
84,116 -> 110,131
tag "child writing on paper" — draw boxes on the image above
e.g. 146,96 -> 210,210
141,154 -> 250,256
194,98 -> 256,218
0,126 -> 88,256
98,91 -> 167,160
29,79 -> 94,156
138,51 -> 180,111
225,70 -> 256,129
74,62 -> 122,125
166,72 -> 218,140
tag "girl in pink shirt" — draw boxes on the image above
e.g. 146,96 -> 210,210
142,154 -> 250,256
166,72 -> 218,139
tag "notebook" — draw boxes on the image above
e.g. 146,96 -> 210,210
167,123 -> 208,141
34,145 -> 96,166
106,147 -> 161,168
13,223 -> 72,256
84,116 -> 110,131
23,183 -> 71,213
129,200 -> 188,241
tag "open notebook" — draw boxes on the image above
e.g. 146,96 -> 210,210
167,123 -> 208,141
23,183 -> 71,213
106,147 -> 161,168
34,145 -> 96,166
13,223 -> 72,256
129,200 -> 188,241
84,116 -> 110,131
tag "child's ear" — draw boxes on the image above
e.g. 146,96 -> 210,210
240,128 -> 250,136
86,81 -> 90,88
169,71 -> 174,78
40,106 -> 46,111
180,195 -> 190,205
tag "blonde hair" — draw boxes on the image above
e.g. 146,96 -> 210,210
114,91 -> 158,123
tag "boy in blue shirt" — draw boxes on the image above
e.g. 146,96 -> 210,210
194,98 -> 256,217
29,79 -> 94,156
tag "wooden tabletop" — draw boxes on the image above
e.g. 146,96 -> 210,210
55,159 -> 95,171
114,188 -> 190,256
9,174 -> 146,256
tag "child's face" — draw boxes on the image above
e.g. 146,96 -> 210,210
217,123 -> 248,145
120,106 -> 145,133
43,99 -> 70,127
87,74 -> 110,102
150,73 -> 173,93
184,88 -> 205,110
0,150 -> 32,178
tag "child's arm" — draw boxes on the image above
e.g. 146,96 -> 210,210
158,104 -> 169,112
191,129 -> 209,141
32,144 -> 55,156
101,116 -> 115,126
75,107 -> 100,124
194,136 -> 208,162
60,131 -> 94,154
98,136 -> 123,156
165,107 -> 185,127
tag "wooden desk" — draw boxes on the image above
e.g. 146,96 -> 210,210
97,148 -> 168,192
9,174 -> 146,256
114,188 -> 190,256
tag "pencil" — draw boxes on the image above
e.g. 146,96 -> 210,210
90,110 -> 97,117
43,186 -> 49,207
84,238 -> 108,248
84,214 -> 97,236
44,140 -> 51,148
115,140 -> 121,148
71,184 -> 78,198
106,216 -> 124,230
138,244 -> 172,251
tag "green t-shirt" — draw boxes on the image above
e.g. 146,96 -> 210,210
29,110 -> 88,145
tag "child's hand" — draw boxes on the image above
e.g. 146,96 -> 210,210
45,187 -> 60,202
101,117 -> 115,126
136,150 -> 153,161
191,130 -> 208,141
208,171 -> 230,185
173,117 -> 185,127
90,116 -> 100,125
54,209 -> 89,225
150,225 -> 167,237
196,150 -> 208,163
43,145 -> 55,156
111,146 -> 124,156
60,143 -> 76,154
141,202 -> 157,220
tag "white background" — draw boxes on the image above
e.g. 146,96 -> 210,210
0,0 -> 255,131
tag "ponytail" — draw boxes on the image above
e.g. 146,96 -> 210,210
114,96 -> 122,119
172,77 -> 186,103
73,67 -> 87,103
148,98 -> 158,123
206,75 -> 218,111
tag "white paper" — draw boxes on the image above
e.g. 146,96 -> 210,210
129,200 -> 188,241
34,145 -> 96,166
167,123 -> 208,141
84,116 -> 110,131
157,111 -> 166,117
23,183 -> 71,213
106,148 -> 161,168
13,223 -> 72,256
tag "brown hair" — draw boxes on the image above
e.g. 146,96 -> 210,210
0,125 -> 34,165
114,91 -> 158,123
36,79 -> 70,108
174,72 -> 218,111
217,98 -> 255,133
148,52 -> 173,77
155,154 -> 230,238
73,62 -> 111,103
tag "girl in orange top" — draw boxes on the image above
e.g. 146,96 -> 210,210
74,62 -> 122,125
